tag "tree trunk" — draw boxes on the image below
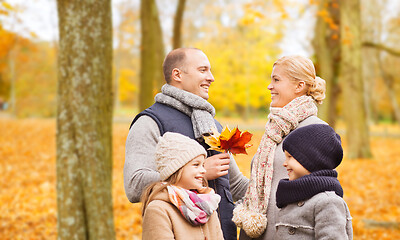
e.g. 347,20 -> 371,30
173,0 -> 186,49
378,57 -> 400,123
313,0 -> 341,128
56,1 -> 115,239
9,50 -> 16,116
340,0 -> 372,159
140,0 -> 164,111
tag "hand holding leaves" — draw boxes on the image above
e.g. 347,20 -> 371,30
203,126 -> 253,155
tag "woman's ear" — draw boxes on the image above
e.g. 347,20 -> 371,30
171,68 -> 182,83
295,81 -> 307,94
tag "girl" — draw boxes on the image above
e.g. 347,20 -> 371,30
141,132 -> 224,240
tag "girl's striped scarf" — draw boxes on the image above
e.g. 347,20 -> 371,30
232,95 -> 318,238
167,185 -> 221,226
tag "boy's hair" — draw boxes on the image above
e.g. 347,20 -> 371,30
283,124 -> 343,172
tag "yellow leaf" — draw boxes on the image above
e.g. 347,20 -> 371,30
203,126 -> 253,155
1,2 -> 14,11
203,127 -> 223,152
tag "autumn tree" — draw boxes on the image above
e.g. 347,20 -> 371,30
172,0 -> 186,49
340,0 -> 372,158
56,1 -> 115,239
362,0 -> 400,123
139,0 -> 164,111
0,1 -> 18,113
312,0 -> 341,127
192,1 -> 283,117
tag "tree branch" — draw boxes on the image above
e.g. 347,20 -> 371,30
363,41 -> 400,57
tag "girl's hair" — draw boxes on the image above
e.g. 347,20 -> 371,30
140,164 -> 208,215
273,55 -> 326,104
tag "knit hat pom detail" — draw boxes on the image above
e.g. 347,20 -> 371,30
232,204 -> 267,238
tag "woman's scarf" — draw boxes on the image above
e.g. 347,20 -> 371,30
276,170 -> 343,208
167,185 -> 221,226
232,95 -> 318,238
155,84 -> 217,139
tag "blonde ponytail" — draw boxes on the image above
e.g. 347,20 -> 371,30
307,76 -> 326,104
273,55 -> 327,105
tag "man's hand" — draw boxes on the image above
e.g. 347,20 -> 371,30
204,153 -> 230,180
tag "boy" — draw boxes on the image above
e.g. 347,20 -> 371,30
275,124 -> 353,239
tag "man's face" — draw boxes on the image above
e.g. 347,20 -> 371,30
179,50 -> 215,100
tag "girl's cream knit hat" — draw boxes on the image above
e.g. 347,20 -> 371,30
156,132 -> 207,180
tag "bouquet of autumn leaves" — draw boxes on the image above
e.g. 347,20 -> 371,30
203,126 -> 253,155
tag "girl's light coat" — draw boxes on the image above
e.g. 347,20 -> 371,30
142,184 -> 224,240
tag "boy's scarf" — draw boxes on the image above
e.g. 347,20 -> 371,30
155,84 -> 216,139
232,95 -> 318,238
276,170 -> 343,208
167,185 -> 221,226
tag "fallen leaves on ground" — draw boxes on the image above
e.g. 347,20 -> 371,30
1,118 -> 399,239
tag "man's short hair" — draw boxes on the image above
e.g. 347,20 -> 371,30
162,48 -> 200,83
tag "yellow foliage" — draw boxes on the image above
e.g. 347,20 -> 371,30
1,118 -> 400,239
193,17 -> 280,114
1,2 -> 14,11
118,68 -> 137,104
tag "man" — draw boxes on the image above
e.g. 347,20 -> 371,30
124,48 -> 249,240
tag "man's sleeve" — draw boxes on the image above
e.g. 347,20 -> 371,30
123,115 -> 161,203
228,154 -> 249,201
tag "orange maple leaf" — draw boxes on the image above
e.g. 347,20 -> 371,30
203,126 -> 253,155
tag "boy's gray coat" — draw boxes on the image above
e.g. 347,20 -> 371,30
275,191 -> 353,240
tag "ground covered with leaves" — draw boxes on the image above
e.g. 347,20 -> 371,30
1,118 -> 399,239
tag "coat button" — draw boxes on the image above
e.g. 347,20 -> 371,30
297,201 -> 305,207
288,227 -> 296,235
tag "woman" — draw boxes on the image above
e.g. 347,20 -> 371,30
232,55 -> 327,239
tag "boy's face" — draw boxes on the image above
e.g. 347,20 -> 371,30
176,155 -> 206,190
283,150 -> 310,180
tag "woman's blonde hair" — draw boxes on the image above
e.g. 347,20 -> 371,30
140,165 -> 208,215
273,55 -> 326,104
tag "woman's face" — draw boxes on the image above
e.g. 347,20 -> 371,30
268,65 -> 301,108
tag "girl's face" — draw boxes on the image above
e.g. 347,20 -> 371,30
175,155 -> 206,190
268,65 -> 304,108
283,150 -> 310,180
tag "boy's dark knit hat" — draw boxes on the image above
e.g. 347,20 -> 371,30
282,124 -> 343,172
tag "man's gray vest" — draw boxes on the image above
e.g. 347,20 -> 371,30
130,102 -> 237,240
